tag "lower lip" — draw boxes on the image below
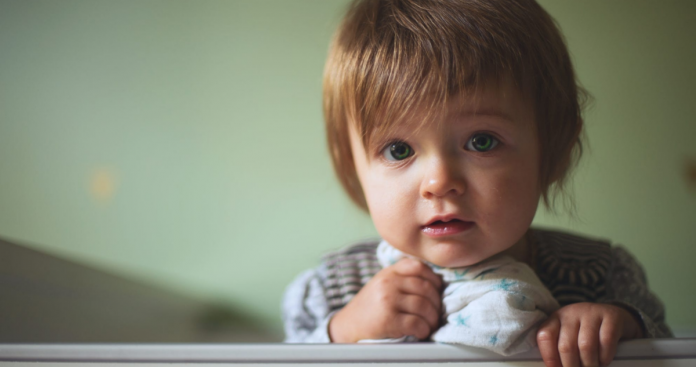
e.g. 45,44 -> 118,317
421,221 -> 475,237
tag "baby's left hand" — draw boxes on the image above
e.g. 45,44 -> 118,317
536,302 -> 644,367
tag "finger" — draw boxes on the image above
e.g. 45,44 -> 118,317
578,317 -> 601,367
557,318 -> 581,367
598,315 -> 622,367
398,294 -> 440,330
394,313 -> 431,340
537,315 -> 562,367
399,276 -> 442,309
393,258 -> 443,289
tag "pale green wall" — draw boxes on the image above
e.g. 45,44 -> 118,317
1,0 -> 694,334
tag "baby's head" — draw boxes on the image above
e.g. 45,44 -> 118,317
324,0 -> 587,267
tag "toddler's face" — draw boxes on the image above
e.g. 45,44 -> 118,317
350,81 -> 540,268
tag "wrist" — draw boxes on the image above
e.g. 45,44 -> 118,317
328,309 -> 354,343
614,304 -> 645,339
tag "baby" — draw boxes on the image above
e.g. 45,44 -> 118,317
283,0 -> 672,365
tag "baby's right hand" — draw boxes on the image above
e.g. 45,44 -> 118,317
328,258 -> 443,343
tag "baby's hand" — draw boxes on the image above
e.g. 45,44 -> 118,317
328,258 -> 443,343
537,302 -> 644,367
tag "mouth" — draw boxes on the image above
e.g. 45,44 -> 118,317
422,217 -> 474,237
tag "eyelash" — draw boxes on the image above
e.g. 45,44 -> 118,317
380,140 -> 414,162
464,133 -> 500,153
378,132 -> 501,162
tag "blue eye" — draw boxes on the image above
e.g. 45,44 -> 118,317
383,141 -> 413,161
465,133 -> 498,152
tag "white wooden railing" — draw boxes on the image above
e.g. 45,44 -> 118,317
1,339 -> 695,366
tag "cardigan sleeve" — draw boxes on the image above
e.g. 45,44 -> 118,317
601,246 -> 673,338
281,266 -> 334,343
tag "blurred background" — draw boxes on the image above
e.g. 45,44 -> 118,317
0,0 -> 694,342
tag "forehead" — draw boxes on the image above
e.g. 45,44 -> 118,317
363,79 -> 535,144
446,80 -> 531,123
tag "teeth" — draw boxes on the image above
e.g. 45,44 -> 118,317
429,218 -> 461,225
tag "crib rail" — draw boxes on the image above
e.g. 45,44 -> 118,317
1,339 -> 695,365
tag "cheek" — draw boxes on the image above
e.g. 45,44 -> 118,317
500,140 -> 541,216
500,172 -> 539,222
474,158 -> 540,230
362,173 -> 417,237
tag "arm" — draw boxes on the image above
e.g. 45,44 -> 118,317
536,245 -> 672,367
329,258 -> 442,343
601,246 -> 673,338
282,267 -> 333,343
283,253 -> 441,343
537,302 -> 642,367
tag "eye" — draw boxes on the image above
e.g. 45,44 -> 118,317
465,133 -> 499,152
382,141 -> 413,161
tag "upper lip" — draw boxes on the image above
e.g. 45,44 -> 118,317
423,214 -> 471,227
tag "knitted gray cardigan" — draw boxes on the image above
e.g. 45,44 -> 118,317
282,228 -> 672,342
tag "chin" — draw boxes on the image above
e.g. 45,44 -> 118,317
437,258 -> 481,268
425,246 -> 483,269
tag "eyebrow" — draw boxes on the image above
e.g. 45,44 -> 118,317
453,108 -> 515,124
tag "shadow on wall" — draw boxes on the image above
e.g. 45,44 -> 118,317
0,237 -> 281,343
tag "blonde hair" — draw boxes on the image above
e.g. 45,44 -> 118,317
324,0 -> 588,211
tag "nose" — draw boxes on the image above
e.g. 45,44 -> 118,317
420,156 -> 466,199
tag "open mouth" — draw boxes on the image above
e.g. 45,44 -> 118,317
424,215 -> 467,226
422,218 -> 474,237
428,218 -> 463,226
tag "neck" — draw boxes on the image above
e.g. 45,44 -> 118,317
500,230 -> 532,265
